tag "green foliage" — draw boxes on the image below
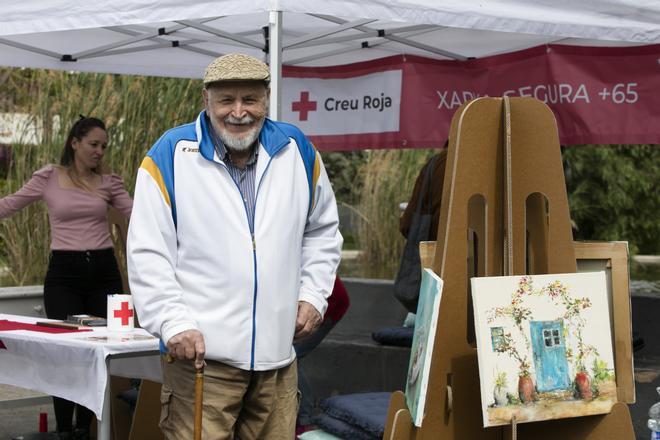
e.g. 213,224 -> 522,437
321,151 -> 367,205
563,144 -> 660,254
506,393 -> 520,405
354,149 -> 436,279
591,358 -> 614,385
494,370 -> 508,388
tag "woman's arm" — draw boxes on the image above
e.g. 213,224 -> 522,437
108,173 -> 133,218
0,165 -> 52,219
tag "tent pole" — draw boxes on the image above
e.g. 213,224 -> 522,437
268,10 -> 283,121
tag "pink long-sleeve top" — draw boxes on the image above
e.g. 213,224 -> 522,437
0,165 -> 133,250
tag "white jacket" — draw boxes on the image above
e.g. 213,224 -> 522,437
127,112 -> 342,370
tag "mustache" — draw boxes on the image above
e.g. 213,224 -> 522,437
225,115 -> 255,125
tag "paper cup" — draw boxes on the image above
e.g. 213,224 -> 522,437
107,294 -> 135,332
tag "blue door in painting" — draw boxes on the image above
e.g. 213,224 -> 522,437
530,320 -> 570,392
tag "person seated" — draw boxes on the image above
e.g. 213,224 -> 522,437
399,147 -> 448,241
294,275 -> 350,434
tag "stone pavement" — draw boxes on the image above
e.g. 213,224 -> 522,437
0,384 -> 53,440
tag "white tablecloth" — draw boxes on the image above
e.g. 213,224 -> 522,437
0,313 -> 161,420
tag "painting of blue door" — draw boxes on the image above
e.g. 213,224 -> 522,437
530,320 -> 570,392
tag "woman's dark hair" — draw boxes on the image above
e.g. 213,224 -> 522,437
60,116 -> 106,167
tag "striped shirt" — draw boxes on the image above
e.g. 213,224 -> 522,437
207,117 -> 258,231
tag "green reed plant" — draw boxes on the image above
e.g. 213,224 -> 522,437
0,68 -> 203,285
355,148 -> 436,279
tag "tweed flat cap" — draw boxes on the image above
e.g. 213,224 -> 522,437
203,53 -> 270,84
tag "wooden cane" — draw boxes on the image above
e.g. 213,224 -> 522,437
194,364 -> 204,440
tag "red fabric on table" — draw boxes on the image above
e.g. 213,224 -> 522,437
0,319 -> 92,334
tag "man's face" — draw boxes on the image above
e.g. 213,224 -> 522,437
203,81 -> 269,152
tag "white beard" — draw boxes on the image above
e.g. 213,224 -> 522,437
218,115 -> 265,152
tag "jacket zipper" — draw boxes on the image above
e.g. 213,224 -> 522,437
218,156 -> 273,370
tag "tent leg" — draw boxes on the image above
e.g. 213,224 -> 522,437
268,10 -> 283,121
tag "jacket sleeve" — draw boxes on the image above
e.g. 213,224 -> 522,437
127,157 -> 198,344
298,152 -> 343,316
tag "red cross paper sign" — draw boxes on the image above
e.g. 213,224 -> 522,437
113,301 -> 134,326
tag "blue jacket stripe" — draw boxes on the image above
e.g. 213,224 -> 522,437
145,124 -> 196,227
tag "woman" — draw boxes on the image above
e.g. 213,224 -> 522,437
0,116 -> 132,439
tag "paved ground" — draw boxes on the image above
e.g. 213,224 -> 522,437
0,384 -> 54,439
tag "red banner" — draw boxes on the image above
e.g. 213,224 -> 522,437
282,44 -> 659,151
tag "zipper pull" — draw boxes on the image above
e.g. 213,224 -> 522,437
252,234 -> 256,250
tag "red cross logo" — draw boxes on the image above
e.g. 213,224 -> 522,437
113,301 -> 134,326
291,91 -> 317,121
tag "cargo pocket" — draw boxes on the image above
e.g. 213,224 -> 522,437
159,386 -> 173,429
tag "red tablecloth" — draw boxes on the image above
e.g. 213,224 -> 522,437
0,319 -> 92,333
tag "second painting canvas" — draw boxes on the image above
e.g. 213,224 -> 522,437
472,271 -> 616,427
405,267 -> 443,427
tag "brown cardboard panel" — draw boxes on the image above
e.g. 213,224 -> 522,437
110,376 -> 133,440
517,402 -> 634,439
129,380 -> 164,440
508,98 -> 576,275
390,408 -> 417,440
419,241 -> 435,270
384,97 -> 634,439
384,391 -> 410,439
425,97 -> 503,439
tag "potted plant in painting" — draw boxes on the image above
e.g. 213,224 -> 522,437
493,370 -> 508,406
488,276 -> 537,404
574,366 -> 593,400
573,341 -> 598,400
542,280 -> 597,400
493,332 -> 536,404
517,362 -> 536,404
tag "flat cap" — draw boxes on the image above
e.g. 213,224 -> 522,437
203,53 -> 270,85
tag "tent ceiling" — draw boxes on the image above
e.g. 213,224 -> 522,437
0,1 -> 658,78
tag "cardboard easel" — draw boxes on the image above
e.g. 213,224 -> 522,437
383,97 -> 635,439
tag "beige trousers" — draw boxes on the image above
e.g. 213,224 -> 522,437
159,357 -> 298,440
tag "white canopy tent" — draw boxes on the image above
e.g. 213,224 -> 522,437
0,1 -> 658,120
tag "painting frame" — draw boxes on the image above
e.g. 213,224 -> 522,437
573,240 -> 634,403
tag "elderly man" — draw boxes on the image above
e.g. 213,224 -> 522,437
127,53 -> 342,439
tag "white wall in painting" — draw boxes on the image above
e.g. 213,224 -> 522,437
472,271 -> 616,427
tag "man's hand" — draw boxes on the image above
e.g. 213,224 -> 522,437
294,301 -> 322,342
166,329 -> 205,369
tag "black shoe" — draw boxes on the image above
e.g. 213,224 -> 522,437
56,432 -> 73,440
